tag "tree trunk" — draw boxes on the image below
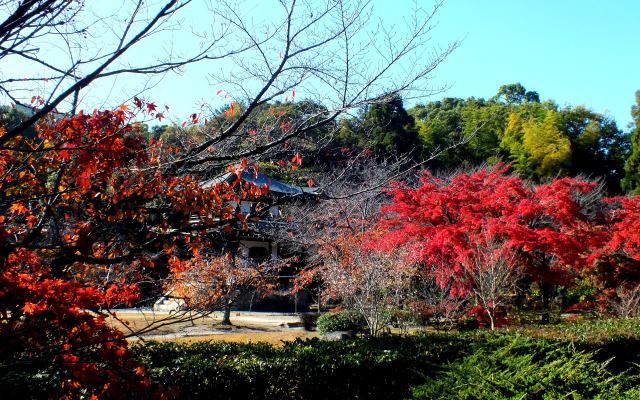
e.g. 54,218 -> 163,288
540,283 -> 553,324
487,309 -> 495,330
222,300 -> 232,325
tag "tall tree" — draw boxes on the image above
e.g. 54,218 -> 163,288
377,166 -> 600,324
365,96 -> 420,157
0,0 -> 458,395
410,86 -> 628,192
623,91 -> 640,194
494,83 -> 540,104
559,106 -> 628,193
520,109 -> 572,180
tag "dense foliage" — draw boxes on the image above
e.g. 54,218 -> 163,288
0,101 -> 274,397
134,326 -> 640,399
6,319 -> 640,398
316,310 -> 368,335
336,84 -> 633,193
377,166 -> 602,326
131,335 -> 464,400
622,91 -> 640,194
411,334 -> 640,400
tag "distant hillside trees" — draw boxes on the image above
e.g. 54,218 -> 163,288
331,84 -> 631,193
412,85 -> 629,192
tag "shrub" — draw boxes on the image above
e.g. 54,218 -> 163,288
133,335 -> 468,399
316,311 -> 367,335
411,334 -> 640,399
513,318 -> 640,344
455,316 -> 479,331
299,312 -> 320,331
133,332 -> 640,400
8,327 -> 640,399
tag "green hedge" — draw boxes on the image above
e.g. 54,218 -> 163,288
133,335 -> 466,400
316,310 -> 367,335
5,320 -> 640,399
132,330 -> 640,400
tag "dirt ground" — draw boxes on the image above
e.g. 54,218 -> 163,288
107,309 -> 319,345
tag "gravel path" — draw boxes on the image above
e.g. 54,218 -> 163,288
111,309 -> 305,340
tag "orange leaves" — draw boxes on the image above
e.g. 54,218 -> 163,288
32,108 -> 147,193
105,284 -> 140,308
25,215 -> 38,228
0,106 -> 239,400
0,97 -> 313,398
22,302 -> 42,314
290,152 -> 304,171
224,101 -> 238,117
9,202 -> 28,214
166,251 -> 276,310
280,120 -> 291,132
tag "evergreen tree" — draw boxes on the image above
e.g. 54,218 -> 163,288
623,91 -> 640,194
365,96 -> 420,157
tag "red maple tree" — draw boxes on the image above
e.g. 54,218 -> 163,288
377,166 -> 600,325
587,195 -> 640,311
0,102 -> 266,397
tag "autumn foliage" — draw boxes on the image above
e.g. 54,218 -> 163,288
3,98 -> 640,394
311,232 -> 412,335
166,252 -> 277,323
374,166 -> 617,326
0,101 -> 266,397
294,164 -> 640,330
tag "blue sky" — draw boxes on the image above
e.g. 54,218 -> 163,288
3,1 -> 638,129
407,0 -> 640,128
150,0 -> 639,129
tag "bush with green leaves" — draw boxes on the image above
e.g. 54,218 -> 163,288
411,333 -> 640,400
130,329 -> 640,400
133,335 -> 467,399
316,310 -> 367,335
6,324 -> 640,399
299,312 -> 320,331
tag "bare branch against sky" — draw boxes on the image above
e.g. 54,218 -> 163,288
0,0 -> 458,157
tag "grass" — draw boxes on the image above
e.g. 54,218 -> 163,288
166,330 -> 319,345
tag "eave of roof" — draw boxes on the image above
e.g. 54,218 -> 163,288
201,171 -> 318,195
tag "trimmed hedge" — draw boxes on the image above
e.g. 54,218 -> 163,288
132,329 -> 640,400
133,335 -> 467,399
316,310 -> 367,335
